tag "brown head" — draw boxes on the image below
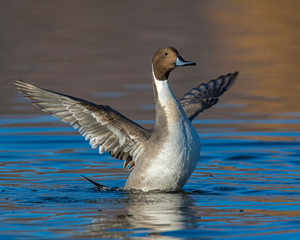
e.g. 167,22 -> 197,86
152,47 -> 196,81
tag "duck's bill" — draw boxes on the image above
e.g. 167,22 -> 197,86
175,56 -> 196,66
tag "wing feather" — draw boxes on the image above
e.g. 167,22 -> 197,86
14,80 -> 150,170
180,72 -> 238,121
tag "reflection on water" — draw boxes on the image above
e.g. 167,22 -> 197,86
1,0 -> 300,239
1,114 -> 299,239
86,193 -> 196,239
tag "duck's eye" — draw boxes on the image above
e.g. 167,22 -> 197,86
164,52 -> 168,56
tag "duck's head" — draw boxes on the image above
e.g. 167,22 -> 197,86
152,47 -> 196,81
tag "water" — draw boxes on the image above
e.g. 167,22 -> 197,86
1,1 -> 300,239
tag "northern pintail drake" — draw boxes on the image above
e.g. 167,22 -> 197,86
14,47 -> 238,192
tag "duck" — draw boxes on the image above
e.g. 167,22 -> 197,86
14,47 -> 238,192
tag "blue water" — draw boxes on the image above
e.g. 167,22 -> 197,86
1,0 -> 300,239
1,114 -> 299,239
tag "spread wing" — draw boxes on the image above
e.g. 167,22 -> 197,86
180,72 -> 238,121
14,80 -> 150,171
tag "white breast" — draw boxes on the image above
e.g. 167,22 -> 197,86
137,73 -> 201,191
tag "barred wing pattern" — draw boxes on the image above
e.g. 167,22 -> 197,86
14,80 -> 150,170
180,72 -> 238,121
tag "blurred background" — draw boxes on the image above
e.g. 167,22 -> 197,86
1,1 -> 300,239
1,0 -> 299,124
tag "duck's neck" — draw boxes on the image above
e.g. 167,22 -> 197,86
152,65 -> 179,127
151,65 -> 177,105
